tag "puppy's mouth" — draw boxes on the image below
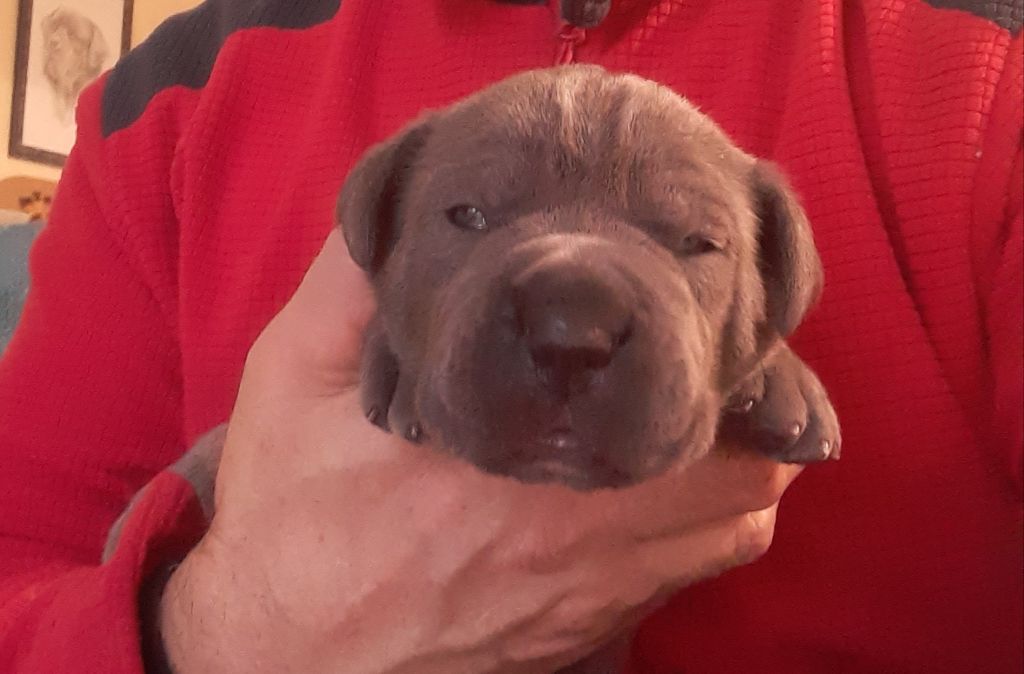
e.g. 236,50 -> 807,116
425,370 -> 704,491
481,411 -> 612,489
497,418 -> 673,491
539,427 -> 581,452
505,449 -> 633,491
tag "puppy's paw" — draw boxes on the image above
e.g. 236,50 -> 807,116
359,319 -> 425,443
723,345 -> 841,463
359,319 -> 398,430
388,376 -> 427,443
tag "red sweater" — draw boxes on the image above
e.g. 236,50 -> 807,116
0,1 -> 1021,672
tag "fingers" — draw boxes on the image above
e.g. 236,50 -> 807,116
248,228 -> 377,392
637,504 -> 779,589
675,445 -> 803,517
521,503 -> 781,645
601,447 -> 802,541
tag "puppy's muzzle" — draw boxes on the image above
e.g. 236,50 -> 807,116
425,231 -> 700,490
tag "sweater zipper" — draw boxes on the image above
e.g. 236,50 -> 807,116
552,0 -> 587,64
555,21 -> 587,64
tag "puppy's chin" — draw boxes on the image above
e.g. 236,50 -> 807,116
482,439 -> 686,492
418,383 -> 720,492
502,457 -> 639,491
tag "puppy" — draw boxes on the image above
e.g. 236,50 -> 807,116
105,65 -> 840,673
343,65 -> 839,494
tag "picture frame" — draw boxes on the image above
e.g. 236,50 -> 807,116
8,0 -> 134,167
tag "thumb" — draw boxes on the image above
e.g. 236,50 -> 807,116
251,227 -> 377,391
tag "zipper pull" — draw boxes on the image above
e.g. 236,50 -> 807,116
555,21 -> 586,64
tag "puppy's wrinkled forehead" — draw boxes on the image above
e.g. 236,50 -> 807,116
421,66 -> 753,209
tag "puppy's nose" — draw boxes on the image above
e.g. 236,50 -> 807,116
511,266 -> 633,395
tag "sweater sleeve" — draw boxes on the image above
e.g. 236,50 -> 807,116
0,77 -> 206,671
980,157 -> 1022,493
990,193 -> 1023,494
971,30 -> 1023,495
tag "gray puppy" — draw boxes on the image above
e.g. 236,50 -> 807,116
343,65 -> 839,494
105,65 -> 839,673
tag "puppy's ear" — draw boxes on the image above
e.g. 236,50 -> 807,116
336,119 -> 431,274
751,161 -> 824,340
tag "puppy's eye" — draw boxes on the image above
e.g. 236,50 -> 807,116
679,234 -> 724,256
446,205 -> 487,231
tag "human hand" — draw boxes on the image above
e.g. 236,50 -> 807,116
159,229 -> 801,674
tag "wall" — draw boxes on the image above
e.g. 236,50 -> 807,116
0,0 -> 201,181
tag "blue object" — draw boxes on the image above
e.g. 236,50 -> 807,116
0,222 -> 43,356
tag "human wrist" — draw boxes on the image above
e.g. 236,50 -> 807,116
156,537 -> 372,674
139,561 -> 180,674
157,545 -> 243,673
155,545 -> 427,674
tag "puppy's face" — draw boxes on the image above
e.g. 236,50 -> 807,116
340,66 -> 821,490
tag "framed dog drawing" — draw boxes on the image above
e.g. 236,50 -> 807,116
8,0 -> 133,167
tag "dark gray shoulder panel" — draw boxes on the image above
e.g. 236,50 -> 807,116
924,0 -> 1023,33
101,0 -> 341,137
